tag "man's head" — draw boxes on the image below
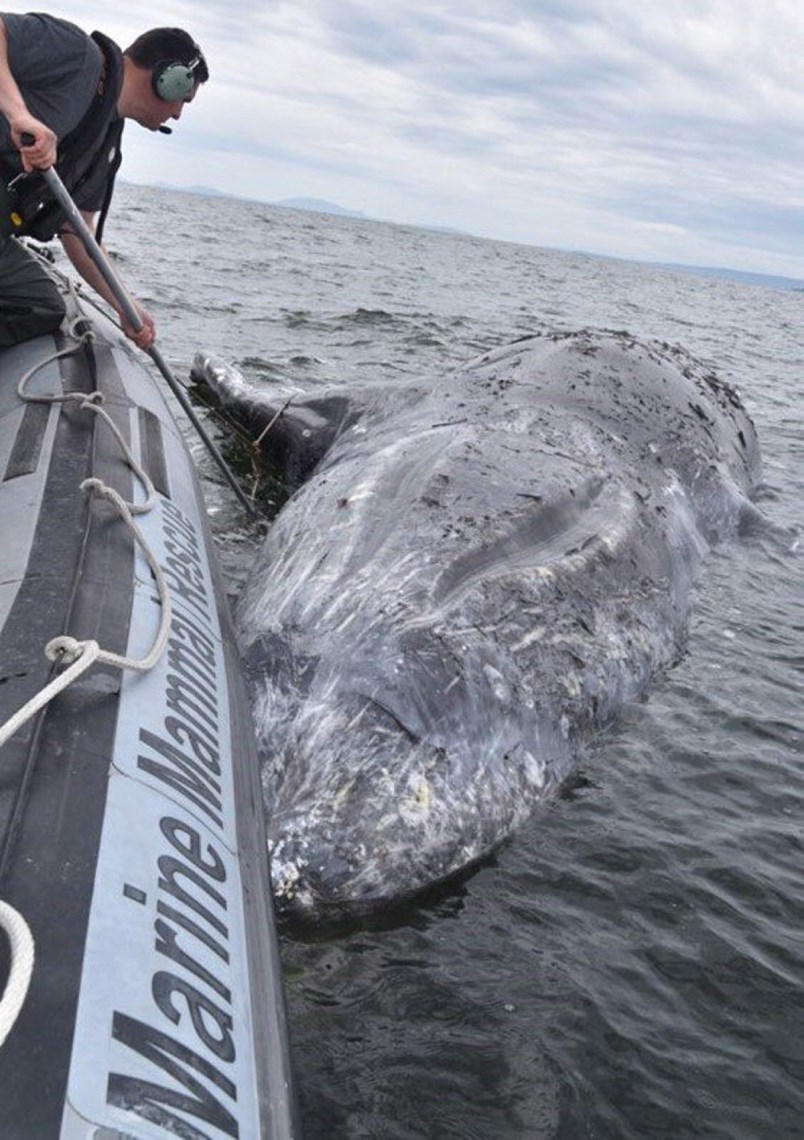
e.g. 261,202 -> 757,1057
121,27 -> 209,130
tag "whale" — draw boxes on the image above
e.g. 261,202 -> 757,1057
192,329 -> 774,916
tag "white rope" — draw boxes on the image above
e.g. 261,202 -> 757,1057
0,902 -> 34,1048
47,475 -> 173,673
15,318 -> 157,517
0,477 -> 173,750
0,307 -> 173,1046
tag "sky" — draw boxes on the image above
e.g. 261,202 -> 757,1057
8,1 -> 804,278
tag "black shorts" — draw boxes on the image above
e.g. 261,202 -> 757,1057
0,237 -> 65,347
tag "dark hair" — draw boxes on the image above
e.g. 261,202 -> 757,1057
124,27 -> 209,83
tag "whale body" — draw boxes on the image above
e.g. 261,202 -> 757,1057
193,330 -> 767,915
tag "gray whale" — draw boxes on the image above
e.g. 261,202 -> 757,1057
193,330 -> 771,915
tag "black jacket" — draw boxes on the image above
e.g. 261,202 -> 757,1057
2,31 -> 124,243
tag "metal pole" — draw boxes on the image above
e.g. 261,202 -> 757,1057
39,165 -> 258,516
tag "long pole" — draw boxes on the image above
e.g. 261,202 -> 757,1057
37,164 -> 258,516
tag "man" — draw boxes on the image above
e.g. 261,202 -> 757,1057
0,13 -> 209,349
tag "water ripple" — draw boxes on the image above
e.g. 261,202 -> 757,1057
98,183 -> 804,1139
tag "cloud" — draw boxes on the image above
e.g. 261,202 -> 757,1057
6,0 -> 804,275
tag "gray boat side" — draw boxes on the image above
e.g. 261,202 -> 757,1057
0,282 -> 297,1139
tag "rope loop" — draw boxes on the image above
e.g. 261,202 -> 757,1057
45,636 -> 99,667
0,902 -> 35,1049
80,476 -> 105,497
66,315 -> 95,344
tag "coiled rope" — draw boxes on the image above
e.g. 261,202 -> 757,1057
0,309 -> 172,1047
0,901 -> 34,1048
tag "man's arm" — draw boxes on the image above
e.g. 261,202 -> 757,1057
60,215 -> 157,350
0,16 -> 56,169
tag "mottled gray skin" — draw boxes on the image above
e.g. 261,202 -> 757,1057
194,330 -> 765,916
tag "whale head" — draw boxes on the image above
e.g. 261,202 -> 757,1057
244,624 -> 565,916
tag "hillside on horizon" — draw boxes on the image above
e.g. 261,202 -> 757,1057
136,182 -> 804,292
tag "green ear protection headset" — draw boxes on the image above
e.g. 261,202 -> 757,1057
152,52 -> 204,102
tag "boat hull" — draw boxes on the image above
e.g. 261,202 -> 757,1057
0,285 -> 296,1138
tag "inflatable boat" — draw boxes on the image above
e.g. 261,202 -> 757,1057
0,269 -> 297,1138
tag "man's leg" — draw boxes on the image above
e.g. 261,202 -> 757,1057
0,237 -> 65,347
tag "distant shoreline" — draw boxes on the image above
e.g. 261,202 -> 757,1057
136,181 -> 804,293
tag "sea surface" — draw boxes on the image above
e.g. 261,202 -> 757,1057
90,183 -> 803,1138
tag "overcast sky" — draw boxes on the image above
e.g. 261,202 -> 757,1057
9,1 -> 804,277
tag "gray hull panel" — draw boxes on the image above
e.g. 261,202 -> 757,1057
0,288 -> 296,1138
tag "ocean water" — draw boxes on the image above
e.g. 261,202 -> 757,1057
97,183 -> 802,1138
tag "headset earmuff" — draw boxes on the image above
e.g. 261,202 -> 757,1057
152,57 -> 200,102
